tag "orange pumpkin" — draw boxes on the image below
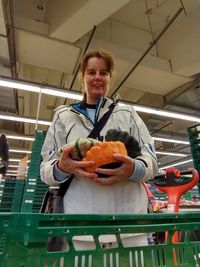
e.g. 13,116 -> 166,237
82,141 -> 127,173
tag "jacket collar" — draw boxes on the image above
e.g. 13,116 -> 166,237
71,96 -> 113,118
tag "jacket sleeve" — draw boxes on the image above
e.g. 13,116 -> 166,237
128,107 -> 158,182
40,108 -> 70,186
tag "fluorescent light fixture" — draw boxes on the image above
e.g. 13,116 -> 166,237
0,76 -> 82,100
0,79 -> 41,92
8,165 -> 18,168
8,159 -> 20,162
152,137 -> 189,145
9,149 -> 31,154
6,170 -> 18,173
5,173 -> 17,176
0,114 -> 51,125
0,107 -> 198,128
8,146 -> 187,157
8,158 -> 30,163
160,159 -> 193,169
118,101 -> 200,123
156,151 -> 187,157
1,76 -> 200,123
131,104 -> 200,123
43,87 -> 82,100
6,135 -> 35,141
5,133 -> 189,145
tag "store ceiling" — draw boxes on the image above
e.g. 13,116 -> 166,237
0,0 -> 200,174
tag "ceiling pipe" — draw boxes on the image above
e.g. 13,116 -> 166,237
2,0 -> 17,78
1,75 -> 200,123
2,0 -> 19,114
110,7 -> 183,98
151,121 -> 173,136
145,0 -> 158,57
63,25 -> 97,105
69,25 -> 97,90
34,87 -> 42,131
179,0 -> 187,16
163,78 -> 200,111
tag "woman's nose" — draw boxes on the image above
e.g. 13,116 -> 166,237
94,72 -> 101,79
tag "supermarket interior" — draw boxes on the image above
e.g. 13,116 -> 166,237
0,0 -> 200,266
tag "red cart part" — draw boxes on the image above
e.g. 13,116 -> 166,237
153,167 -> 199,243
154,167 -> 199,264
154,167 -> 199,213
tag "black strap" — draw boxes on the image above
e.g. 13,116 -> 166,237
58,102 -> 116,196
88,103 -> 115,139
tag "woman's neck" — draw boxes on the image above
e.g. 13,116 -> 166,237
86,96 -> 100,105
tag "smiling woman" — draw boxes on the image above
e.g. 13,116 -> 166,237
80,50 -> 113,104
40,48 -> 158,249
1,0 -> 200,177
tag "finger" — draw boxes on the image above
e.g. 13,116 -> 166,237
95,167 -> 116,176
62,145 -> 73,158
77,169 -> 98,179
94,176 -> 116,185
113,154 -> 133,163
76,160 -> 96,168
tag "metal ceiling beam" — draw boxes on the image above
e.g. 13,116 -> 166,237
69,25 -> 97,91
63,25 -> 97,105
2,0 -> 18,114
110,7 -> 183,98
164,77 -> 200,106
2,0 -> 17,78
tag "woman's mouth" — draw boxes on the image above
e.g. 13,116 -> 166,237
93,84 -> 103,89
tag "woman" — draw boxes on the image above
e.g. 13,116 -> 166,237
40,49 -> 158,248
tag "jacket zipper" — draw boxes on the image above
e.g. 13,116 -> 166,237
71,97 -> 109,125
95,98 -> 107,123
71,107 -> 94,125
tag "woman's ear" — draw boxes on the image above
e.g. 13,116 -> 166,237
110,71 -> 116,87
77,72 -> 84,91
110,71 -> 116,83
80,84 -> 85,93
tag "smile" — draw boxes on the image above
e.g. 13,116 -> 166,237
93,84 -> 103,87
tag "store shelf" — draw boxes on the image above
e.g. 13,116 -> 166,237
0,179 -> 24,212
187,123 -> 200,194
21,130 -> 48,213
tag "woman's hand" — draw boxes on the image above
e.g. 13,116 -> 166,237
57,145 -> 98,180
93,153 -> 135,185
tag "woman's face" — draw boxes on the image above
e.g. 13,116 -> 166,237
83,57 -> 111,104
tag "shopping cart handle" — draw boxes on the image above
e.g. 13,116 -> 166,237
153,167 -> 198,188
153,167 -> 199,245
153,167 -> 199,200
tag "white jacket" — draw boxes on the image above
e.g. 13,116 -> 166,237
40,97 -> 158,215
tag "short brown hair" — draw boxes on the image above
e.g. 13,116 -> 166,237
80,49 -> 114,77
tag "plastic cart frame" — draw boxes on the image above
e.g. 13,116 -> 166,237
0,212 -> 200,267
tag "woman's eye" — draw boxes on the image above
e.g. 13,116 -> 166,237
101,71 -> 109,76
87,70 -> 95,75
86,70 -> 110,76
